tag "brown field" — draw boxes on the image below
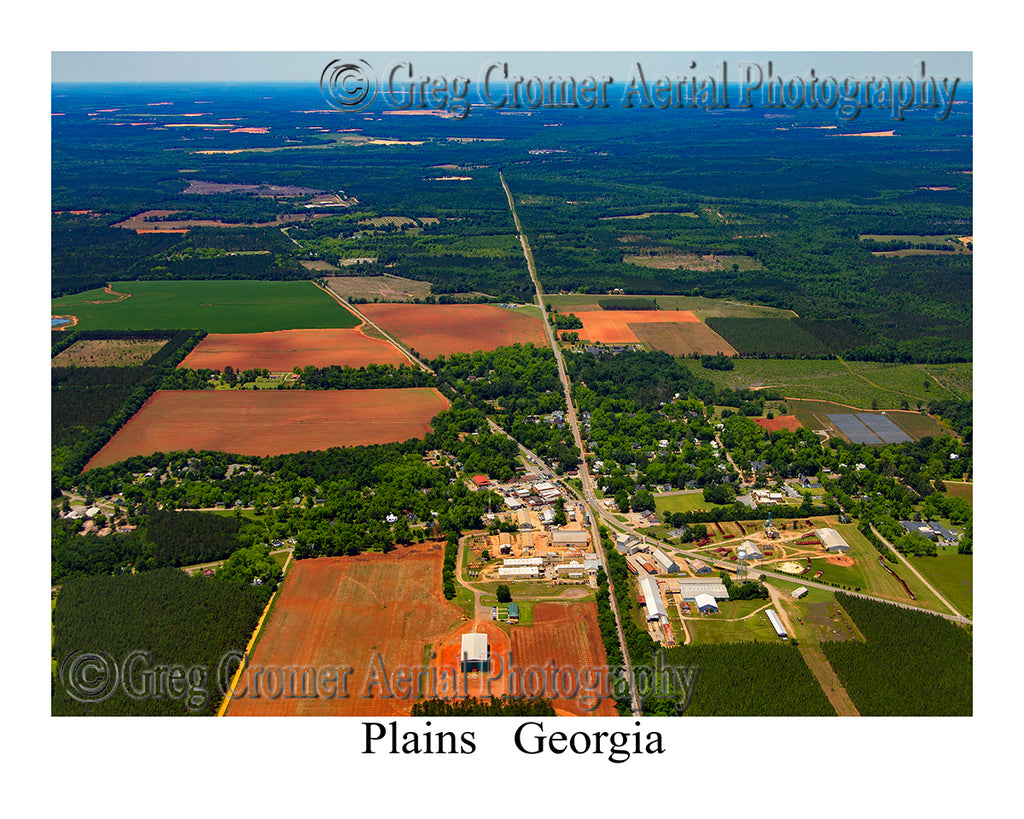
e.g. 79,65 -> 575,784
509,602 -> 618,716
177,328 -> 408,371
114,209 -> 313,232
225,543 -> 465,716
359,303 -> 547,359
84,388 -> 449,470
52,338 -> 168,367
753,415 -> 803,433
323,274 -> 432,302
433,621 -> 513,700
630,321 -> 737,356
575,310 -> 700,345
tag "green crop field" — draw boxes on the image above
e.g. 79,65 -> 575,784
51,280 -> 359,334
681,358 -> 968,409
542,294 -> 796,320
705,317 -> 829,356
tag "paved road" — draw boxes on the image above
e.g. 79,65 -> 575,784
870,524 -> 965,619
501,171 -> 640,716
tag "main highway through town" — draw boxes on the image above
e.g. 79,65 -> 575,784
502,172 -> 643,716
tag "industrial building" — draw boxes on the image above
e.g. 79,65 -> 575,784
551,529 -> 589,546
639,575 -> 667,622
686,558 -> 712,575
765,609 -> 788,640
816,527 -> 850,552
461,633 -> 490,673
503,556 -> 543,567
676,578 -> 730,600
651,548 -> 678,574
694,593 -> 718,614
498,566 -> 541,578
738,540 -> 763,560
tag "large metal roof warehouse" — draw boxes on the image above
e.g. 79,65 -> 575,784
639,576 -> 667,622
461,633 -> 489,673
816,527 -> 850,552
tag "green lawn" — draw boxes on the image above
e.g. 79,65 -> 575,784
655,492 -> 732,516
683,598 -> 779,644
905,553 -> 973,618
51,280 -> 359,333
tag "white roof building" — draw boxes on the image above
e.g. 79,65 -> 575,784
503,557 -> 544,567
552,529 -> 589,546
765,609 -> 788,638
639,576 -> 666,621
791,586 -> 809,599
677,578 -> 730,599
498,566 -> 541,578
817,528 -> 850,552
739,540 -> 763,560
651,548 -> 678,573
694,593 -> 718,613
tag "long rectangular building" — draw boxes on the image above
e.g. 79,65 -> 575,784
676,578 -> 730,600
498,566 -> 541,578
639,575 -> 666,622
765,609 -> 788,639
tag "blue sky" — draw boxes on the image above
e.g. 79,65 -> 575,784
52,51 -> 971,84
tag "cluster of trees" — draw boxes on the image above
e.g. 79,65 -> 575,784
52,504 -> 245,584
821,594 -> 972,715
551,312 -> 584,330
442,534 -> 458,599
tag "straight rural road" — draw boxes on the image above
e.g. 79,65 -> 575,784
501,171 -> 641,717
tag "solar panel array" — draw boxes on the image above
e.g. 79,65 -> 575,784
827,413 -> 913,445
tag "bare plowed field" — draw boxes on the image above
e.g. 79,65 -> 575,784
575,309 -> 700,345
753,415 -> 802,433
226,543 -> 464,716
630,321 -> 737,356
84,388 -> 449,469
509,602 -> 618,716
359,303 -> 546,359
177,328 -> 408,371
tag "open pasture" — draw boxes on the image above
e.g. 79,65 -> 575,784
682,358 -> 966,408
84,388 -> 449,469
322,274 -> 433,302
177,328 -> 408,371
358,303 -> 546,359
51,337 -> 168,367
225,543 -> 463,716
51,280 -> 359,334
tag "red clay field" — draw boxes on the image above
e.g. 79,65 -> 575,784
84,388 -> 449,469
509,602 -> 619,716
226,543 -> 465,716
574,309 -> 704,346
753,415 -> 803,433
359,303 -> 546,359
177,328 -> 410,371
630,321 -> 737,356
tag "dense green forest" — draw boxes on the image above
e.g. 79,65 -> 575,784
52,568 -> 271,716
821,594 -> 972,715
